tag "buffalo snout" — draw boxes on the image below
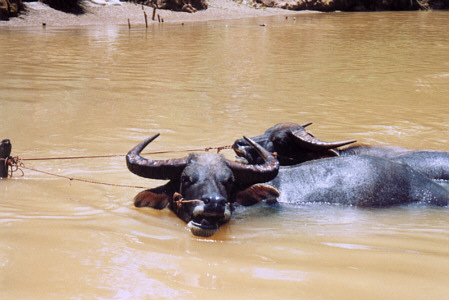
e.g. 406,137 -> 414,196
201,196 -> 228,215
189,197 -> 232,238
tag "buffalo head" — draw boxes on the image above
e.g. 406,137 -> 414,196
232,123 -> 356,165
127,134 -> 280,237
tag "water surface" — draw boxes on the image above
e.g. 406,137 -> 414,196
1,11 -> 449,299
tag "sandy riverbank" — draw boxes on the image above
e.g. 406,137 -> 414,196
0,1 -> 313,27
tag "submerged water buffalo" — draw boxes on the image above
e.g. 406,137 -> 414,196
232,132 -> 449,207
127,133 -> 448,238
126,134 -> 280,237
233,122 -> 449,181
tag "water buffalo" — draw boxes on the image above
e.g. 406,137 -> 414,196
233,123 -> 449,181
126,134 -> 280,237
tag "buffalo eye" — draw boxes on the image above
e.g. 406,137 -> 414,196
181,175 -> 193,187
272,135 -> 285,146
223,175 -> 235,189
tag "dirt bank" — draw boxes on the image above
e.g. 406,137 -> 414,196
267,0 -> 447,11
0,0 -> 308,27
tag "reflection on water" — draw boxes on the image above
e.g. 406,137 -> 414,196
1,11 -> 449,299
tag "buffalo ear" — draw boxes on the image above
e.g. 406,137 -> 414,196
134,190 -> 170,209
235,183 -> 280,206
134,182 -> 177,209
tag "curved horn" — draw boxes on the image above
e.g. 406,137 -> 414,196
290,129 -> 356,151
126,134 -> 187,180
227,136 -> 279,185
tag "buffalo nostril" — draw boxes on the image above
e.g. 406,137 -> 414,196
202,197 -> 226,207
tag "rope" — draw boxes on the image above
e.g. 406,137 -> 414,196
173,193 -> 203,209
0,144 -> 233,189
1,156 -> 146,188
7,156 -> 24,177
22,165 -> 148,189
172,192 -> 230,210
18,145 -> 232,161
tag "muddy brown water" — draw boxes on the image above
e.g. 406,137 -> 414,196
1,11 -> 449,299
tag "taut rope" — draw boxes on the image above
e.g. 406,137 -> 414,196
0,145 -> 232,189
17,145 -> 232,161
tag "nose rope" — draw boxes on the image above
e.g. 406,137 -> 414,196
173,192 -> 230,210
173,193 -> 203,209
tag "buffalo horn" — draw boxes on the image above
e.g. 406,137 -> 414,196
290,129 -> 357,151
126,134 -> 187,180
227,136 -> 279,185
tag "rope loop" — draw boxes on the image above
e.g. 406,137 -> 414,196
173,193 -> 203,210
5,156 -> 25,177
